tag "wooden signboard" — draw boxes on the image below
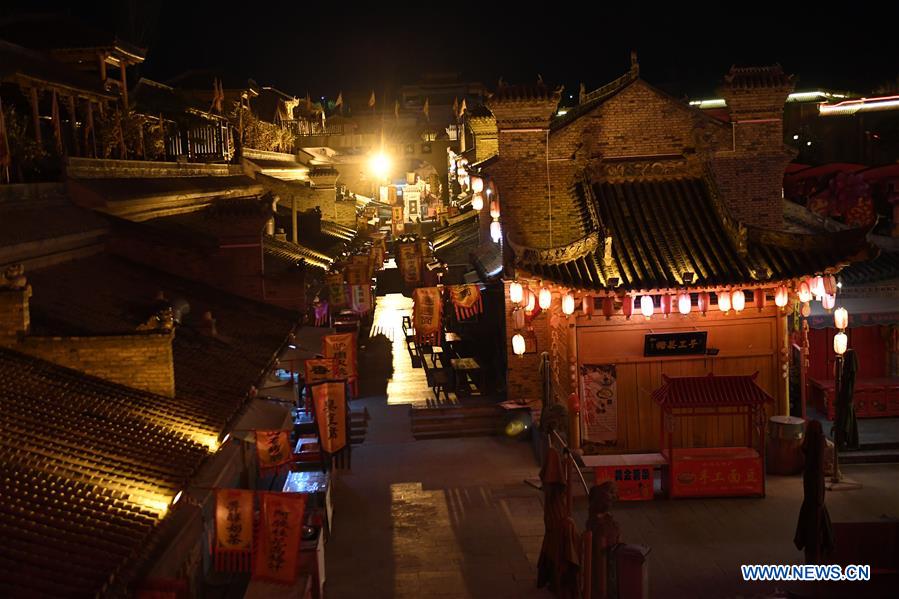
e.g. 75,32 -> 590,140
643,331 -> 708,357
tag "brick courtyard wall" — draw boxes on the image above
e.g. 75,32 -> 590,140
0,286 -> 32,341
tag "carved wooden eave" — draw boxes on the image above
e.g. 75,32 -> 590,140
509,231 -> 601,267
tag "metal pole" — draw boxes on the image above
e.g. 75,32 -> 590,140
551,429 -> 590,496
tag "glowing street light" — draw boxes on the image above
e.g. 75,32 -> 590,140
368,152 -> 391,181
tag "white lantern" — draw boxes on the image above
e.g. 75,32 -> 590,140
640,295 -> 654,319
677,292 -> 691,315
834,307 -> 849,330
471,176 -> 484,193
833,331 -> 848,356
731,290 -> 745,313
718,290 -> 732,313
562,292 -> 576,315
490,220 -> 502,243
798,281 -> 812,303
471,193 -> 484,211
513,308 -> 525,329
509,281 -> 523,305
512,333 -> 526,356
538,286 -> 552,310
489,200 -> 501,219
774,285 -> 789,308
822,294 -> 836,310
811,275 -> 825,299
525,289 -> 537,313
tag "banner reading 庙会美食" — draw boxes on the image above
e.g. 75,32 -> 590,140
580,364 -> 618,444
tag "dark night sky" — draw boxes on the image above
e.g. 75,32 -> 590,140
3,1 -> 898,100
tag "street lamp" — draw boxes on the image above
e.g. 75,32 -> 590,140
832,307 -> 849,485
368,152 -> 391,181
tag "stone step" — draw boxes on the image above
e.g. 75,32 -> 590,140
412,428 -> 499,440
839,449 -> 899,465
411,416 -> 504,431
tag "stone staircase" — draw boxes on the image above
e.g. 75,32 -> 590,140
409,399 -> 507,440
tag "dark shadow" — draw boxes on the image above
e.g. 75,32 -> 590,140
358,333 -> 394,399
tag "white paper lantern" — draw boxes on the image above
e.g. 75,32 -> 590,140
512,333 -> 526,356
513,308 -> 525,329
798,281 -> 812,303
640,295 -> 654,319
732,290 -> 745,313
718,290 -> 732,313
538,286 -> 552,310
822,294 -> 836,310
833,331 -> 848,356
562,292 -> 576,315
525,289 -> 536,313
490,220 -> 502,243
471,193 -> 484,211
509,281 -> 523,304
774,285 -> 789,308
677,292 -> 691,315
471,176 -> 484,193
811,275 -> 825,299
834,307 -> 848,330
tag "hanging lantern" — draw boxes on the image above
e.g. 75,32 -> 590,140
490,220 -> 502,243
797,280 -> 812,303
512,333 -> 526,356
677,291 -> 691,315
513,307 -> 525,329
732,290 -> 745,313
621,296 -> 633,320
582,295 -> 594,318
489,200 -> 500,219
754,288 -> 766,312
525,289 -> 537,313
718,290 -> 732,313
823,275 -> 837,296
601,296 -> 614,320
698,291 -> 710,316
471,176 -> 484,193
659,295 -> 672,318
821,294 -> 836,310
834,307 -> 848,330
640,295 -> 654,319
538,286 -> 552,310
774,285 -> 789,308
833,331 -> 848,356
562,292 -> 576,315
509,281 -> 523,305
810,275 -> 825,299
471,193 -> 484,211
801,302 -> 812,318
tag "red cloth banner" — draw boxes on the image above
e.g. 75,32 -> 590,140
449,284 -> 482,320
396,241 -> 421,286
304,358 -> 338,385
325,272 -> 347,308
392,206 -> 404,235
311,381 -> 348,454
351,284 -> 372,315
595,466 -> 654,501
346,255 -> 369,286
252,492 -> 307,585
412,287 -> 442,345
214,489 -> 254,571
323,332 -> 357,380
255,430 -> 293,476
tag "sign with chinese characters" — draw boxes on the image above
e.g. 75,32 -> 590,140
255,430 -> 293,476
323,332 -> 357,380
396,241 -> 421,286
412,287 -> 442,345
643,331 -> 708,357
252,492 -> 307,585
311,381 -> 348,454
595,466 -> 654,501
325,272 -> 347,308
392,206 -> 404,235
304,358 -> 338,385
580,364 -> 618,444
214,489 -> 254,571
450,284 -> 482,320
403,188 -> 421,221
670,454 -> 763,498
351,284 -> 372,315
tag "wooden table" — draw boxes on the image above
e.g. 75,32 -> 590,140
429,345 -> 444,367
444,332 -> 461,343
450,357 -> 483,395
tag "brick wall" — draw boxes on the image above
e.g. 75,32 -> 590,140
0,286 -> 31,341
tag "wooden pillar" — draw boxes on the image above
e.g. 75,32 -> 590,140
67,95 -> 80,156
28,88 -> 41,146
120,61 -> 128,108
292,196 -> 298,244
50,90 -> 63,155
98,53 -> 107,84
776,307 -> 790,416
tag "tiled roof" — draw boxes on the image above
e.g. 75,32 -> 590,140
320,220 -> 357,242
0,202 -> 109,247
652,373 -> 774,409
26,253 -> 295,427
551,69 -> 639,130
489,83 -> 563,102
265,235 -> 335,270
432,212 -> 480,266
722,65 -> 794,90
839,251 -> 899,286
515,177 -> 873,292
0,346 -> 211,597
0,39 -> 113,98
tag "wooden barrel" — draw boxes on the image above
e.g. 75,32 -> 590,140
766,416 -> 806,475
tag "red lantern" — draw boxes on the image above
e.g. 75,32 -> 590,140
660,295 -> 672,318
621,296 -> 633,320
582,295 -> 594,318
601,296 -> 614,320
489,200 -> 500,219
754,288 -> 766,312
698,291 -> 710,316
774,285 -> 789,308
823,275 -> 837,296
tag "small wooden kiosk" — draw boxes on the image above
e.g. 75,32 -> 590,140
653,373 -> 773,498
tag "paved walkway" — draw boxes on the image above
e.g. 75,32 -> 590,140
324,293 -> 899,598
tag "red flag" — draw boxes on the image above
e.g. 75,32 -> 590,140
450,284 -> 482,320
214,489 -> 254,571
311,380 -> 348,454
412,287 -> 442,345
255,430 -> 293,476
304,358 -> 338,385
252,492 -> 307,585
322,332 -> 357,380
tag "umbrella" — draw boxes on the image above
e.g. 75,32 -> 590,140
537,446 -> 580,598
834,348 -> 860,450
794,419 -> 834,563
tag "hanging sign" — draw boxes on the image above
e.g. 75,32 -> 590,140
311,380 -> 348,454
397,242 -> 421,285
404,188 -> 421,222
255,430 -> 293,475
351,284 -> 372,315
325,272 -> 347,308
595,466 -> 654,501
392,206 -> 404,235
580,364 -> 618,444
412,287 -> 442,345
252,492 -> 307,585
643,331 -> 708,357
323,332 -> 357,379
346,262 -> 368,286
304,358 -> 338,385
214,489 -> 254,571
450,284 -> 482,320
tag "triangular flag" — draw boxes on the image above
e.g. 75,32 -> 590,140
394,99 -> 400,119
460,98 -> 467,116
368,90 -> 376,109
422,97 -> 429,121
335,91 -> 343,107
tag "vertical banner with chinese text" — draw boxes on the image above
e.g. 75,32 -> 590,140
412,287 -> 442,345
325,272 -> 347,309
580,364 -> 618,444
255,430 -> 293,476
392,206 -> 404,236
449,284 -> 482,320
214,489 -> 254,571
304,358 -> 338,385
311,381 -> 348,454
322,332 -> 357,380
396,241 -> 421,286
252,492 -> 307,585
351,284 -> 372,315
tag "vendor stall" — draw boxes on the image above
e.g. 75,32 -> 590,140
653,373 -> 773,498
